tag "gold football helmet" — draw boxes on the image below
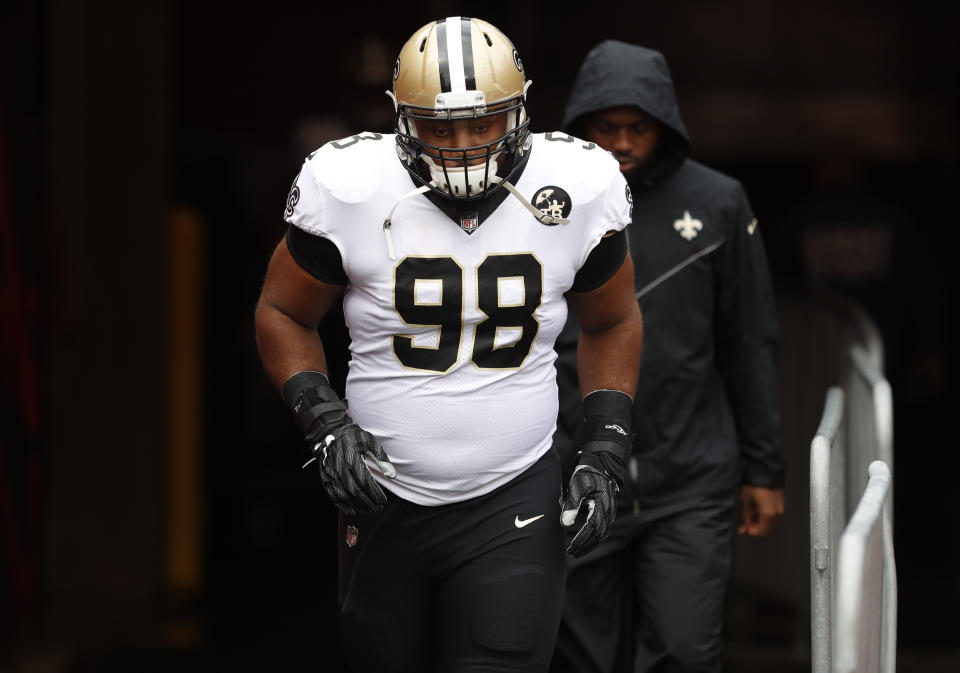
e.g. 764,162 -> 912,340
390,17 -> 532,200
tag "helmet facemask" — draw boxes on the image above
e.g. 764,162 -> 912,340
394,91 -> 531,201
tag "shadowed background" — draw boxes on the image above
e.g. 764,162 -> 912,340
1,0 -> 957,670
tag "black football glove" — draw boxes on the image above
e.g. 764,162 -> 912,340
562,389 -> 633,558
283,371 -> 397,515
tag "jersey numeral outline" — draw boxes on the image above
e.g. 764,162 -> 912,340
330,132 -> 384,149
393,253 -> 543,373
393,256 -> 464,373
544,131 -> 596,150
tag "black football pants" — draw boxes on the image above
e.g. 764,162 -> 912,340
551,496 -> 736,673
337,450 -> 566,673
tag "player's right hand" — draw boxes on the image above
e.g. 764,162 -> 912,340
283,371 -> 397,515
305,421 -> 397,515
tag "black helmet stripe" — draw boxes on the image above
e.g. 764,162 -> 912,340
435,19 -> 451,93
460,17 -> 476,91
435,17 -> 476,94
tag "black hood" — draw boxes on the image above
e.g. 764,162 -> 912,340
563,41 -> 690,187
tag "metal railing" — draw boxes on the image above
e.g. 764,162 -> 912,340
834,461 -> 896,673
846,347 -> 894,520
809,300 -> 896,673
844,311 -> 897,673
810,386 -> 846,673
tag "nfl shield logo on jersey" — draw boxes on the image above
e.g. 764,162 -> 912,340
460,213 -> 479,233
345,525 -> 359,548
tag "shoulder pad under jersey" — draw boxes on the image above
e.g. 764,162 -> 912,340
531,131 -> 622,196
305,132 -> 396,204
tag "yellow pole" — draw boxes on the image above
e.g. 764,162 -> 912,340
165,206 -> 205,603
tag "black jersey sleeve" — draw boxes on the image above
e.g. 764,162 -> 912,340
285,225 -> 348,285
570,229 -> 628,293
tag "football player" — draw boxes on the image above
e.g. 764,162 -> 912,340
255,17 -> 642,672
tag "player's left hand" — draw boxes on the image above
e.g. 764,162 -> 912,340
561,389 -> 633,558
737,485 -> 784,536
561,452 -> 619,557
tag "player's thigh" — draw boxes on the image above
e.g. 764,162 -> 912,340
337,501 -> 432,672
435,454 -> 566,672
634,499 -> 735,671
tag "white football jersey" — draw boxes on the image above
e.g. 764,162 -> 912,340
285,131 -> 631,505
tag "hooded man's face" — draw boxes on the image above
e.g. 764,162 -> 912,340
584,106 -> 660,176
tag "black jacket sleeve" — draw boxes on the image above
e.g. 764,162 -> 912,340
713,184 -> 787,488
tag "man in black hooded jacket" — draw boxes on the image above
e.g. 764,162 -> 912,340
551,41 -> 787,673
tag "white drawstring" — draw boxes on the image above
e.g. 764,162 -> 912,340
382,185 -> 431,259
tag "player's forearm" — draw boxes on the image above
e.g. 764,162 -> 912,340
576,314 -> 642,397
254,300 -> 329,393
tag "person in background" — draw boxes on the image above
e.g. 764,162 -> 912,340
551,41 -> 786,673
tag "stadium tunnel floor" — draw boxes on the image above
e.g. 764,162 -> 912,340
11,568 -> 960,673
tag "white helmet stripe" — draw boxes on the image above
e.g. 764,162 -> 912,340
443,16 -> 468,92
